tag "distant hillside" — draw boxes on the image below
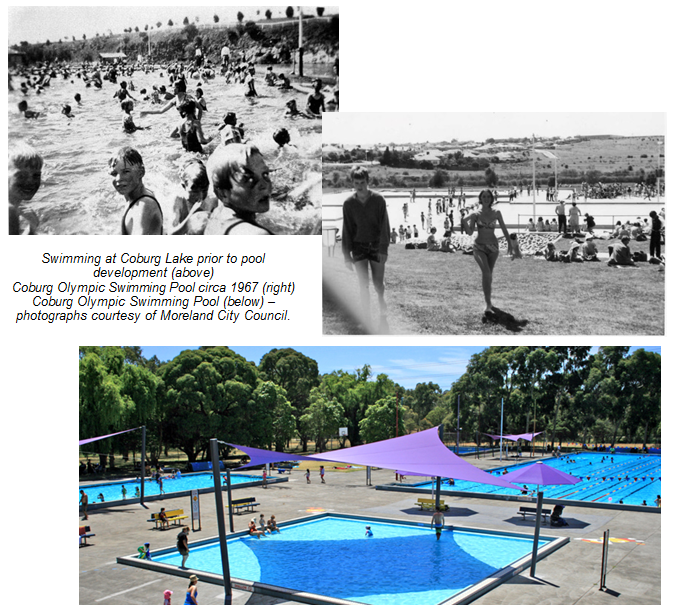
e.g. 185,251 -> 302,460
12,15 -> 339,66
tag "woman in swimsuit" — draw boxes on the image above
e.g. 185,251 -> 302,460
204,144 -> 273,235
462,189 -> 513,314
109,147 -> 163,235
184,575 -> 198,605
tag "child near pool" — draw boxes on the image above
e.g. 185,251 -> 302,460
109,146 -> 163,235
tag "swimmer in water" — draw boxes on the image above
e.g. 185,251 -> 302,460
169,158 -> 218,235
8,141 -> 43,234
109,146 -> 163,235
305,79 -> 325,118
121,100 -> 147,133
204,144 -> 273,235
17,100 -> 40,119
177,99 -> 213,154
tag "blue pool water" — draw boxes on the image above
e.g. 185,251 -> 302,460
79,471 -> 261,504
413,453 -> 661,507
153,516 -> 551,605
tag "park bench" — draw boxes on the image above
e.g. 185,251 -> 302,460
79,525 -> 95,546
276,462 -> 298,474
148,508 -> 189,529
415,498 -> 448,511
229,497 -> 260,514
518,506 -> 552,523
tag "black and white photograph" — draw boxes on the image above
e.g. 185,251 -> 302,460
8,5 -> 339,235
322,112 -> 666,335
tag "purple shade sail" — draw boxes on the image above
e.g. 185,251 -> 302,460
484,431 -> 544,442
223,444 -> 310,468
505,461 -> 581,486
229,427 -> 520,490
79,427 -> 141,446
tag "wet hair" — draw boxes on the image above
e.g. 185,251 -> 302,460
195,87 -> 203,98
179,158 -> 209,191
273,128 -> 291,147
62,104 -> 72,115
177,99 -> 197,117
120,100 -> 134,113
18,100 -> 28,112
286,99 -> 298,108
109,146 -> 144,170
478,189 -> 495,207
223,112 -> 237,126
208,143 -> 263,192
9,141 -> 43,170
350,165 -> 369,182
174,78 -> 187,93
74,93 -> 81,102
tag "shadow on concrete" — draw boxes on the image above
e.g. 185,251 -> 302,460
401,507 -> 478,518
507,575 -> 560,588
503,517 -> 591,530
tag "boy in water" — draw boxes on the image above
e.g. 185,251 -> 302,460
121,100 -> 147,133
109,147 -> 163,235
305,79 -> 325,118
17,100 -> 40,119
169,159 -> 218,235
8,141 -> 43,234
177,99 -> 213,153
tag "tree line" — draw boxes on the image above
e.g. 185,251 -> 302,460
79,346 -> 660,467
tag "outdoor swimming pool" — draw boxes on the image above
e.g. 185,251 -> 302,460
150,515 -> 558,605
79,471 -> 261,504
411,452 -> 661,507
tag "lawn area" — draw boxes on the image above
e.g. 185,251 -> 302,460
322,239 -> 665,335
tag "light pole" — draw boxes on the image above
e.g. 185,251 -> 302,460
209,438 -> 233,605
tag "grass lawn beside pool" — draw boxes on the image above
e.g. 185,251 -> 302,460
323,239 -> 664,335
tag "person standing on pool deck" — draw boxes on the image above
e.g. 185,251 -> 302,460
431,507 -> 445,540
555,200 -> 568,235
341,165 -> 390,332
177,527 -> 190,569
305,468 -> 311,484
80,490 -> 88,520
320,465 -> 326,483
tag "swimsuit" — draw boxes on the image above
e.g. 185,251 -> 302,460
121,194 -> 163,235
184,589 -> 198,605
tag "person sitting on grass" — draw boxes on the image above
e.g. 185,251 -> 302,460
582,235 -> 600,261
427,226 -> 440,251
607,236 -> 637,267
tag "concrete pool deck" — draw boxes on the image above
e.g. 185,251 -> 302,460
79,457 -> 661,605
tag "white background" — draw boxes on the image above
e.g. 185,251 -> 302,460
2,0 -> 671,607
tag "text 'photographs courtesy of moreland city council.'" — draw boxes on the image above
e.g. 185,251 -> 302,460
321,112 -> 665,336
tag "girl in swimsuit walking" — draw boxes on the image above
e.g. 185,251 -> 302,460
462,189 -> 513,315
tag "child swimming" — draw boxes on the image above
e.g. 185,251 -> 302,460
109,146 -> 163,235
177,99 -> 213,153
121,100 -> 146,133
8,141 -> 43,234
169,158 -> 218,235
305,79 -> 325,118
18,100 -> 40,119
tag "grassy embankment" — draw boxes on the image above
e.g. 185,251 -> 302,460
323,136 -> 664,192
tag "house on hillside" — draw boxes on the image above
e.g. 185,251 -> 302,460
8,48 -> 26,67
99,52 -> 127,64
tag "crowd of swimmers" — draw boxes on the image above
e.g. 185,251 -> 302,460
9,56 -> 337,234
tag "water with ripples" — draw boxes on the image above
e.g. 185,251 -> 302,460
9,70 -> 323,234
